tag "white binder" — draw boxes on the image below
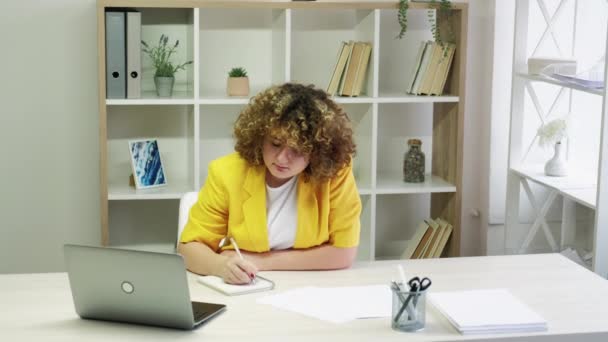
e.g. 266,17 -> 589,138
126,11 -> 141,99
105,11 -> 126,99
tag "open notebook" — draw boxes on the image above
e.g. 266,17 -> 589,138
198,275 -> 275,296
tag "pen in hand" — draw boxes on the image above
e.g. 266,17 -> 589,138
229,237 -> 256,284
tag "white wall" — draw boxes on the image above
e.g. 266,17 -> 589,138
0,0 -> 100,273
0,0 -> 493,273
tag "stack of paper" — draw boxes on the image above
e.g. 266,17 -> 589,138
257,285 -> 391,324
429,289 -> 547,334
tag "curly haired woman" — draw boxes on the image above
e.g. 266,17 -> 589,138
178,83 -> 361,284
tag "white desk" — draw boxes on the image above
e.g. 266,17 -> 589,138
1,254 -> 608,341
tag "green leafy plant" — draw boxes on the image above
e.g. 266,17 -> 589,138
397,0 -> 454,46
397,0 -> 410,39
141,34 -> 192,77
228,67 -> 248,78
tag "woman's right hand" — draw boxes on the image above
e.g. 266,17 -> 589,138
215,255 -> 258,285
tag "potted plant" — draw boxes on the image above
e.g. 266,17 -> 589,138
537,118 -> 569,177
397,0 -> 454,46
141,34 -> 192,97
227,67 -> 249,96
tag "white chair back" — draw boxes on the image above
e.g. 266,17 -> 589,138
177,191 -> 199,249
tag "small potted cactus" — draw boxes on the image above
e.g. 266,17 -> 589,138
227,67 -> 249,96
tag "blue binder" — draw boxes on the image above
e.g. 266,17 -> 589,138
105,11 -> 126,99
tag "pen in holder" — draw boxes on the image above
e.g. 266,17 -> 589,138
390,278 -> 430,332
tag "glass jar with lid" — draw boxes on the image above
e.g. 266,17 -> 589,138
403,139 -> 425,183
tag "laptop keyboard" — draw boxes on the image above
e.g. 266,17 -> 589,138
192,302 -> 207,321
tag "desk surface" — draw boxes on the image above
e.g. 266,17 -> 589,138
1,254 -> 608,341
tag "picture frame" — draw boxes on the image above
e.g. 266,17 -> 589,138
128,139 -> 167,189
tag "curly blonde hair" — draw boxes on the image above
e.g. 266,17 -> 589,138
234,83 -> 356,182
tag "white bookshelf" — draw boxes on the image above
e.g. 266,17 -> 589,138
505,0 -> 608,276
98,0 -> 468,261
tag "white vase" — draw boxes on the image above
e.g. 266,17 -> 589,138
544,141 -> 568,177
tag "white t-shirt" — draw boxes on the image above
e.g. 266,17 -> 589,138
266,176 -> 298,250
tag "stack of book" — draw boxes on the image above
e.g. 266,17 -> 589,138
105,10 -> 141,99
406,41 -> 456,96
326,41 -> 372,97
401,218 -> 453,259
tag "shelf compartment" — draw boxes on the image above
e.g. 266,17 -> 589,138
107,105 -> 195,198
374,193 -> 432,260
510,165 -> 597,209
291,8 -> 375,96
198,8 -> 286,98
138,8 -> 195,99
108,200 -> 179,247
377,103 -> 435,191
377,8 -> 434,96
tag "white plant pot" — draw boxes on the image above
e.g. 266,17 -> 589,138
544,142 -> 568,177
154,76 -> 175,97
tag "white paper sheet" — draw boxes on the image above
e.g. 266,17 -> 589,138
257,285 -> 391,324
429,288 -> 547,334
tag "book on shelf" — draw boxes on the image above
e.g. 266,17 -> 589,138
409,41 -> 434,95
406,41 -> 427,94
340,41 -> 366,96
326,41 -> 350,96
407,41 -> 456,96
351,42 -> 372,97
401,221 -> 429,259
422,218 -> 444,258
401,218 -> 453,259
433,218 -> 453,258
327,41 -> 372,97
418,218 -> 439,258
429,43 -> 456,95
418,43 -> 443,95
410,220 -> 434,259
337,41 -> 355,95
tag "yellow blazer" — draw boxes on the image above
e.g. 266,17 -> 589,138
180,152 -> 361,252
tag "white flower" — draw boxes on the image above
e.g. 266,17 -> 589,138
537,118 -> 568,147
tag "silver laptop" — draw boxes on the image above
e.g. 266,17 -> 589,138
63,244 -> 226,330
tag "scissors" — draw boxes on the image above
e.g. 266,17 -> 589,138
409,277 -> 432,317
408,277 -> 432,292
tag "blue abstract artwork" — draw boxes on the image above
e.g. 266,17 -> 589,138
129,139 -> 166,189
